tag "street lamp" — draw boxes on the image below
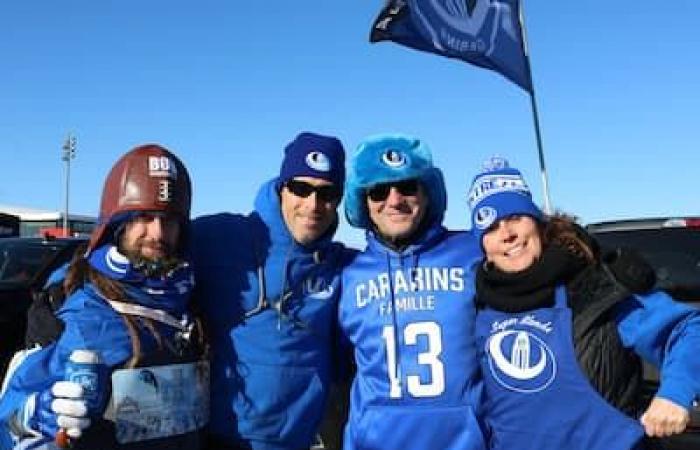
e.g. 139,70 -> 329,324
62,134 -> 77,237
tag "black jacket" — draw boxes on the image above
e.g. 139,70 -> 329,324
567,263 -> 644,417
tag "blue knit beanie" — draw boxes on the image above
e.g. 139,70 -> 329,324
467,156 -> 543,243
278,132 -> 345,189
344,133 -> 447,229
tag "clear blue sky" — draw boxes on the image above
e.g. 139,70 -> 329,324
1,1 -> 698,248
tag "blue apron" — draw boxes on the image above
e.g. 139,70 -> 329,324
475,286 -> 644,450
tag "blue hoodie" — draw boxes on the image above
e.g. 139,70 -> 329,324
339,221 -> 486,450
191,178 -> 352,450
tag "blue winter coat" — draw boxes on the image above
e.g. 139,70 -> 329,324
0,280 -> 201,450
339,222 -> 487,450
190,178 -> 352,450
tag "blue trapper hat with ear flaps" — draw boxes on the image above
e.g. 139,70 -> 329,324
467,156 -> 543,243
344,133 -> 447,229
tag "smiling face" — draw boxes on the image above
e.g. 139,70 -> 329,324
366,179 -> 428,242
482,215 -> 543,273
120,213 -> 181,262
280,176 -> 340,245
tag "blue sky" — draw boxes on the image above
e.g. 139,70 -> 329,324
1,1 -> 699,248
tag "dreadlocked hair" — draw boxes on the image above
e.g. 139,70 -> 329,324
62,245 -> 163,368
541,213 -> 596,264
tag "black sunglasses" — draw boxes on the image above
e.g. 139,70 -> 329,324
366,179 -> 420,202
284,179 -> 341,202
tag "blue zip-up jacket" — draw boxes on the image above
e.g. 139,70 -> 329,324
190,178 -> 352,450
0,281 -> 201,450
339,222 -> 486,450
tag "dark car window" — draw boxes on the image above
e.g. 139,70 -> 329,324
0,240 -> 67,288
592,228 -> 700,302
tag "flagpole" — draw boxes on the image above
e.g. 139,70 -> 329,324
518,1 -> 553,214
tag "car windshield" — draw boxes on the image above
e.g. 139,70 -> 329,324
0,240 -> 64,288
592,227 -> 700,302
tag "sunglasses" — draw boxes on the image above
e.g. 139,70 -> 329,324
284,179 -> 341,202
366,179 -> 420,202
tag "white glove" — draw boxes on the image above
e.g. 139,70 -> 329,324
23,381 -> 91,440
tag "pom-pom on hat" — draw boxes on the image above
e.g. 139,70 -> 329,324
344,133 -> 447,229
467,156 -> 543,243
278,132 -> 345,189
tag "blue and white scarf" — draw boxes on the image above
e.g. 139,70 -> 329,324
87,244 -> 194,317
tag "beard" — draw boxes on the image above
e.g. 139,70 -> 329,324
120,239 -> 185,278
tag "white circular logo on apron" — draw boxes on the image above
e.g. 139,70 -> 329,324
487,329 -> 556,393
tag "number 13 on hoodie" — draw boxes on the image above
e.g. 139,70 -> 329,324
382,321 -> 445,398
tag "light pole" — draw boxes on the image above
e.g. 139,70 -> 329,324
62,134 -> 76,237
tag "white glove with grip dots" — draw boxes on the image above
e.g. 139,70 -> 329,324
22,381 -> 91,440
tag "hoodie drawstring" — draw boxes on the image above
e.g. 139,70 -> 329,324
386,251 -> 402,396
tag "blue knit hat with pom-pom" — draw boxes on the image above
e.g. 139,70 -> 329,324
467,156 -> 543,242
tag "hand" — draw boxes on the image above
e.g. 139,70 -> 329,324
25,381 -> 91,440
640,397 -> 690,437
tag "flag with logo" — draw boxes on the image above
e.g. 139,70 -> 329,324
370,0 -> 532,92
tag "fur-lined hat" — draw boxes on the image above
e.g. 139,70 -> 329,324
344,133 -> 447,229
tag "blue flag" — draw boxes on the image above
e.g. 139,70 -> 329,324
370,0 -> 532,92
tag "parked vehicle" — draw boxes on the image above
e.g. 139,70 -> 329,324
0,213 -> 19,238
0,236 -> 85,377
587,217 -> 700,450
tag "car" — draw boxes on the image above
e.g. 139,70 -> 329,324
0,236 -> 86,377
0,213 -> 19,238
587,217 -> 700,450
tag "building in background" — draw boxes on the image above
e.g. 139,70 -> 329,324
0,204 -> 95,237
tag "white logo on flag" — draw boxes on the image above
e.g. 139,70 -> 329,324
423,0 -> 490,35
410,0 -> 519,55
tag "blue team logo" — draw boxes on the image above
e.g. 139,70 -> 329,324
409,0 -> 518,55
305,151 -> 331,172
71,372 -> 99,393
474,206 -> 497,230
304,277 -> 335,300
487,329 -> 556,393
381,149 -> 408,168
106,246 -> 130,275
